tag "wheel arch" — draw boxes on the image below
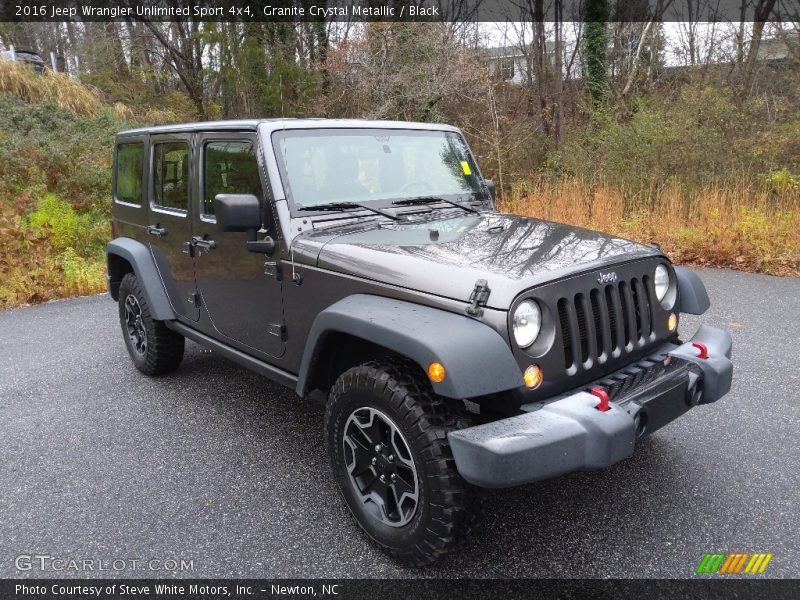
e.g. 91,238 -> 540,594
675,266 -> 710,315
305,331 -> 408,396
107,237 -> 176,321
297,295 -> 524,400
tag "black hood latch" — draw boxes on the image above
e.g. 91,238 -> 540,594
466,279 -> 491,317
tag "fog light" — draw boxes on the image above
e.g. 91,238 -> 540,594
523,364 -> 543,389
668,312 -> 678,331
427,361 -> 446,383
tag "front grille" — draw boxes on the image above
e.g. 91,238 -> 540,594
557,275 -> 656,373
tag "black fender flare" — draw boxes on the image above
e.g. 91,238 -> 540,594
106,238 -> 176,321
675,267 -> 710,315
296,295 -> 524,399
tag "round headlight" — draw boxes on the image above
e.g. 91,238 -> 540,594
513,300 -> 541,348
654,264 -> 670,302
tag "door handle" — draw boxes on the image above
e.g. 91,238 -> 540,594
191,236 -> 217,251
147,225 -> 167,237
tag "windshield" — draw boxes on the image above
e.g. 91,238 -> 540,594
271,128 -> 485,210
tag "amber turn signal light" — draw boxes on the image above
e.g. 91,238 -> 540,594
427,362 -> 446,383
668,312 -> 678,331
523,364 -> 543,389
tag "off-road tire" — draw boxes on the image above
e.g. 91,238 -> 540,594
118,273 -> 184,376
325,359 -> 480,566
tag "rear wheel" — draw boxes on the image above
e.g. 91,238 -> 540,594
325,360 -> 479,566
118,273 -> 184,376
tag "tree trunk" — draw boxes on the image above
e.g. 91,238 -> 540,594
621,19 -> 655,97
738,0 -> 779,98
553,0 -> 564,146
582,0 -> 609,109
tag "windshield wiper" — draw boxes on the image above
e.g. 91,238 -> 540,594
297,201 -> 401,220
392,196 -> 481,214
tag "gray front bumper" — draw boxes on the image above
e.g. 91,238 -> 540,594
448,325 -> 733,488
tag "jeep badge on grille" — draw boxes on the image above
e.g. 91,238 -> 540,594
598,271 -> 618,284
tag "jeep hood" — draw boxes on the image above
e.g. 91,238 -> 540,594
293,212 -> 662,309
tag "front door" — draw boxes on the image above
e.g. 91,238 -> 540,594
192,132 -> 285,358
146,133 -> 200,321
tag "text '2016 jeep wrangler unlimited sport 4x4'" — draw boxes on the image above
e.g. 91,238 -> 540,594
108,119 -> 733,565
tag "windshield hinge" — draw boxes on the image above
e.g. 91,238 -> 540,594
466,279 -> 491,317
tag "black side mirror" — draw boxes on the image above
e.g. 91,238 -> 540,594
485,179 -> 496,203
215,194 -> 261,233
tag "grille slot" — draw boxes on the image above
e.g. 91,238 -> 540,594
557,274 -> 655,373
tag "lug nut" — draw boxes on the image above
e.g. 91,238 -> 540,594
374,444 -> 382,453
371,457 -> 377,466
388,454 -> 394,462
379,474 -> 386,483
390,473 -> 397,482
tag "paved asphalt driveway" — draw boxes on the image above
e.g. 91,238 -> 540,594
1,268 -> 798,579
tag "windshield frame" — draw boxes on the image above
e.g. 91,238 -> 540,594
269,127 -> 492,219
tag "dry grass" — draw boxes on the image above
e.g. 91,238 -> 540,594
113,101 -> 136,120
0,60 -> 102,117
0,61 -> 183,124
502,179 -> 800,276
115,101 -> 180,125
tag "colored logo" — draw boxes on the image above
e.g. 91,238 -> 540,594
696,552 -> 773,574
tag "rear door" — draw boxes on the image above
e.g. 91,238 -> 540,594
192,131 -> 285,358
146,133 -> 200,321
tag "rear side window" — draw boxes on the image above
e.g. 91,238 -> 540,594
153,141 -> 190,211
115,143 -> 144,205
203,141 -> 261,216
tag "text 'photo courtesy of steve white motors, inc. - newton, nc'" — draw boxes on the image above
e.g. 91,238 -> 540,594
14,3 -> 440,19
14,583 -> 340,597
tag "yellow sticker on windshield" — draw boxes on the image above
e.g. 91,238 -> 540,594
460,161 -> 472,176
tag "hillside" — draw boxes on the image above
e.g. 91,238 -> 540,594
0,88 -> 126,307
0,60 -> 190,308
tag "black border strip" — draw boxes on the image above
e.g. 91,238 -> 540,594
3,578 -> 800,600
1,0 -> 796,23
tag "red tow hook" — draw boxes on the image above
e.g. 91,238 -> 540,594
692,341 -> 709,359
591,387 -> 610,412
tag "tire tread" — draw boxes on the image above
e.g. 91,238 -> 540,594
118,273 -> 184,376
326,358 -> 480,566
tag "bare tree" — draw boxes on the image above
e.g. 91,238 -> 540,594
621,0 -> 674,98
141,20 -> 211,117
737,0 -> 779,97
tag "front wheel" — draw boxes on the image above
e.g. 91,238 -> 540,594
325,360 -> 479,566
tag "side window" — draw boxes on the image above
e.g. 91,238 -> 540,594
115,143 -> 143,205
203,141 -> 261,216
153,141 -> 190,211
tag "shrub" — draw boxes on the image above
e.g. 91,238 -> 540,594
26,194 -> 106,257
762,170 -> 800,193
59,247 -> 107,295
547,83 -> 800,192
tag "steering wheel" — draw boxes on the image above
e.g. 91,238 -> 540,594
399,179 -> 433,193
